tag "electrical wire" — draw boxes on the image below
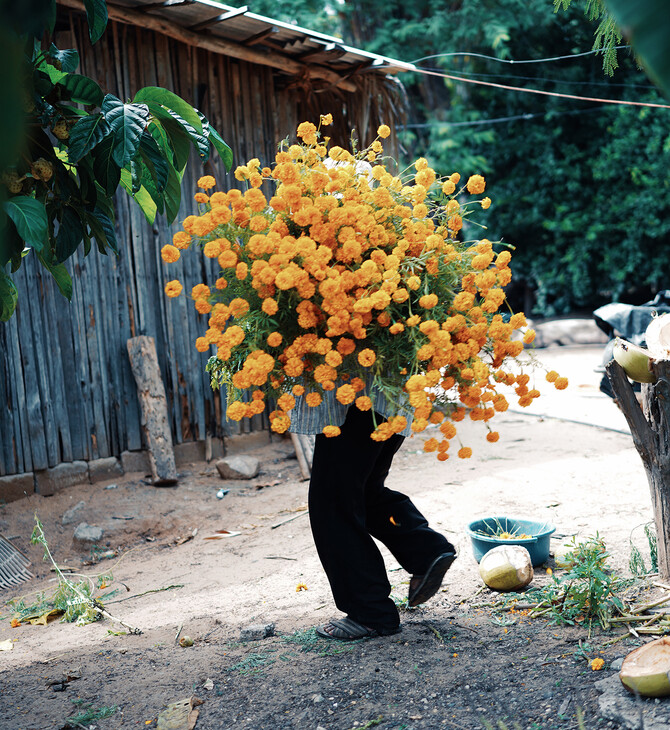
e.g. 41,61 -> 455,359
400,105 -> 608,129
411,46 -> 631,66
412,66 -> 670,110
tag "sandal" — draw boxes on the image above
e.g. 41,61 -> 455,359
316,616 -> 400,641
408,551 -> 457,607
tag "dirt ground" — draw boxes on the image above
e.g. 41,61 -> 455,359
0,345 -> 664,730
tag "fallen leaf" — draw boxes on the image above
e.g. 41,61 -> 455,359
29,608 -> 63,626
203,530 -> 241,540
157,696 -> 201,730
202,678 -> 214,691
0,640 -> 13,651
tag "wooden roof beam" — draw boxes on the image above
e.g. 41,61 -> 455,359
138,0 -> 195,11
188,5 -> 248,32
243,26 -> 278,47
57,0 -> 358,92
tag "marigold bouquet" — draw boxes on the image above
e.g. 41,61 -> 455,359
162,114 -> 567,460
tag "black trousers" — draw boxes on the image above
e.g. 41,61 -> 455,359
308,406 -> 453,632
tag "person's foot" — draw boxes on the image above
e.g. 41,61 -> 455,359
316,616 -> 401,641
408,551 -> 457,607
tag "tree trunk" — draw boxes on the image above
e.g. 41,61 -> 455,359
606,359 -> 670,578
127,336 -> 178,485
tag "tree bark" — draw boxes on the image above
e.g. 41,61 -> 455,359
606,359 -> 670,578
127,336 -> 177,485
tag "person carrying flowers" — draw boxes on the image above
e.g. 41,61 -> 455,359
162,114 -> 567,640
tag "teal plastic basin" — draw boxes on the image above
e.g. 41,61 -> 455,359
467,517 -> 556,566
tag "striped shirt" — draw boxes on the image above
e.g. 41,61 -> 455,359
289,382 -> 413,437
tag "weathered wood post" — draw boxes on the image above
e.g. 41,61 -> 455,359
606,359 -> 670,578
127,336 -> 178,485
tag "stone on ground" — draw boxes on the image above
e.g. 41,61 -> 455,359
216,455 -> 260,480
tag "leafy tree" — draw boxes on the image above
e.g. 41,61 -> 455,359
0,0 -> 232,321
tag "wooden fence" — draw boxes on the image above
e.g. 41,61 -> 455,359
0,10 -> 402,476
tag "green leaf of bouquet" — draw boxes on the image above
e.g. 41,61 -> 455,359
102,95 -> 150,167
133,86 -> 203,133
67,113 -> 110,163
58,73 -> 104,105
83,0 -> 108,44
3,197 -> 48,251
209,126 -> 233,171
0,268 -> 18,322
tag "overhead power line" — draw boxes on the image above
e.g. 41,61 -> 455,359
411,46 -> 631,66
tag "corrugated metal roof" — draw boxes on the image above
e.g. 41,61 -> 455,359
109,0 -> 416,75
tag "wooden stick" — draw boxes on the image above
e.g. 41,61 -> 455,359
271,510 -> 308,529
57,0 -> 359,92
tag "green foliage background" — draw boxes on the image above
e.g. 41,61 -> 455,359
239,0 -> 670,316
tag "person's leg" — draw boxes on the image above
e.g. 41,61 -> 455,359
308,407 -> 400,632
363,438 -> 455,576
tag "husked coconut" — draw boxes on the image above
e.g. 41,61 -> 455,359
620,636 -> 670,698
612,338 -> 656,384
478,545 -> 533,592
645,313 -> 670,360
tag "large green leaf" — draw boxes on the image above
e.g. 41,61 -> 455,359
67,113 -> 110,163
37,252 -> 73,300
133,87 -> 203,133
3,197 -> 48,251
40,62 -> 68,85
102,95 -> 150,167
120,169 -> 158,225
58,74 -> 104,105
138,131 -> 169,192
88,207 -> 118,255
209,126 -> 233,171
92,135 -> 121,195
84,0 -> 108,43
163,161 -> 183,224
605,0 -> 670,97
55,207 -> 84,263
0,268 -> 18,322
145,106 -> 193,172
48,44 -> 80,73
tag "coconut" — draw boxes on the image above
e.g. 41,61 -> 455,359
552,543 -> 575,569
612,338 -> 656,384
478,545 -> 533,592
619,636 -> 670,697
645,313 -> 670,360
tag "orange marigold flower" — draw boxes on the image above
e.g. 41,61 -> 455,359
297,121 -> 317,144
523,329 -> 536,344
10,618 -> 20,628
457,446 -> 472,459
292,384 -> 305,396
195,337 -> 209,352
161,244 -> 180,263
590,658 -> 605,671
172,231 -> 191,249
277,393 -> 296,412
164,280 -> 183,298
389,323 -> 404,335
197,175 -> 216,190
236,262 -> 248,280
355,395 -> 372,411
357,348 -> 376,367
322,425 -> 341,438
194,192 -> 209,204
481,197 -> 492,210
442,180 -> 456,195
377,124 -> 391,138
321,113 -> 333,125
486,431 -> 500,443
545,370 -> 559,383
419,293 -> 438,309
336,384 -> 356,405
267,332 -> 282,347
554,376 -> 568,390
424,438 -> 439,453
466,174 -> 486,195
203,240 -> 222,258
262,298 -> 278,315
305,392 -> 322,407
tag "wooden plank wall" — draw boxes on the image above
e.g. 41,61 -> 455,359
0,11 -> 401,476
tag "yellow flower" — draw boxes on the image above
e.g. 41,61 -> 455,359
466,174 -> 486,194
322,425 -> 341,437
197,175 -> 216,190
357,349 -> 376,367
554,377 -> 569,390
321,113 -> 333,125
590,658 -> 604,671
164,280 -> 183,298
457,447 -> 472,459
296,583 -> 308,592
377,124 -> 391,139
481,197 -> 492,210
161,245 -> 180,263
